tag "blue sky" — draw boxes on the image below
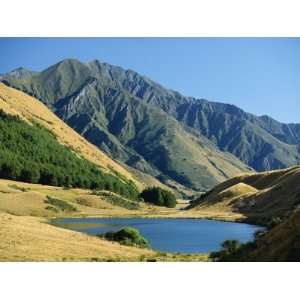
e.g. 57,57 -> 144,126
0,38 -> 299,123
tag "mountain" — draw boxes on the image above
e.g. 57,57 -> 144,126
3,59 -> 300,179
0,82 -> 143,195
84,60 -> 300,171
1,59 -> 250,192
188,165 -> 300,225
0,67 -> 36,80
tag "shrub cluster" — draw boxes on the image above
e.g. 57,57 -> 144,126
140,187 -> 176,208
0,110 -> 138,200
100,227 -> 150,248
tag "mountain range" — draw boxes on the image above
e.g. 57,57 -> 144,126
2,58 -> 300,193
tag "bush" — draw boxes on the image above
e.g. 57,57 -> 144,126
101,227 -> 150,248
210,239 -> 257,262
140,187 -> 177,208
210,239 -> 242,261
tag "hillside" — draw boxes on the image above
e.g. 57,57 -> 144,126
189,165 -> 300,225
0,60 -> 251,192
0,178 -> 209,262
241,208 -> 300,261
0,82 -> 142,189
0,178 -> 179,217
0,212 -> 153,261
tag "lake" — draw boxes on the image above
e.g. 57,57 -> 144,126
52,218 -> 263,253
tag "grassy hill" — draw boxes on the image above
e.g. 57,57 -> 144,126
0,212 -> 154,261
240,208 -> 300,261
0,108 -> 139,199
0,82 -> 141,188
188,165 -> 300,225
186,165 -> 300,261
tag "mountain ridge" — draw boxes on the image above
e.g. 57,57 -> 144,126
3,58 -> 300,191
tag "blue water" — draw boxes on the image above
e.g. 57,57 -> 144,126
52,218 -> 263,253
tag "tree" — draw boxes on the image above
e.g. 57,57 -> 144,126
140,187 -> 177,208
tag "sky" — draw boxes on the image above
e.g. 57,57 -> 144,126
0,37 -> 300,123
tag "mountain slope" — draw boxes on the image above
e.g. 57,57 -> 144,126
1,60 -> 251,192
84,59 -> 300,171
0,83 -> 142,190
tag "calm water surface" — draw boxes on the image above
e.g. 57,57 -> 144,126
52,218 -> 263,253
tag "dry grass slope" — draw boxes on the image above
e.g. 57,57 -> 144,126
244,209 -> 300,261
0,83 -> 142,189
190,165 -> 300,224
0,213 -> 153,261
0,179 -> 209,261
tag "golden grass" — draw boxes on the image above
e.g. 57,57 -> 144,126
190,165 -> 300,223
0,83 -> 143,189
242,209 -> 300,261
0,179 -> 211,262
0,212 -> 153,261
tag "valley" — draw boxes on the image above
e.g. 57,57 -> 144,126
0,59 -> 299,262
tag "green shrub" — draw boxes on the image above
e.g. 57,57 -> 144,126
140,187 -> 176,208
210,239 -> 257,262
100,227 -> 150,248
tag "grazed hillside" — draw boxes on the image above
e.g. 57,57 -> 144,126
189,165 -> 300,225
1,60 -> 251,192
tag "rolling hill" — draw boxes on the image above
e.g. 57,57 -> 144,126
188,165 -> 300,225
187,165 -> 300,261
0,59 -> 251,192
241,208 -> 300,261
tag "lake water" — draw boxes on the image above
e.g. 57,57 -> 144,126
52,218 -> 263,253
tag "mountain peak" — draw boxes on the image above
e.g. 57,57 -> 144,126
5,67 -> 36,79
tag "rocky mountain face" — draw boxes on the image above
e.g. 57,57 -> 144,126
84,60 -> 300,171
2,58 -> 300,192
